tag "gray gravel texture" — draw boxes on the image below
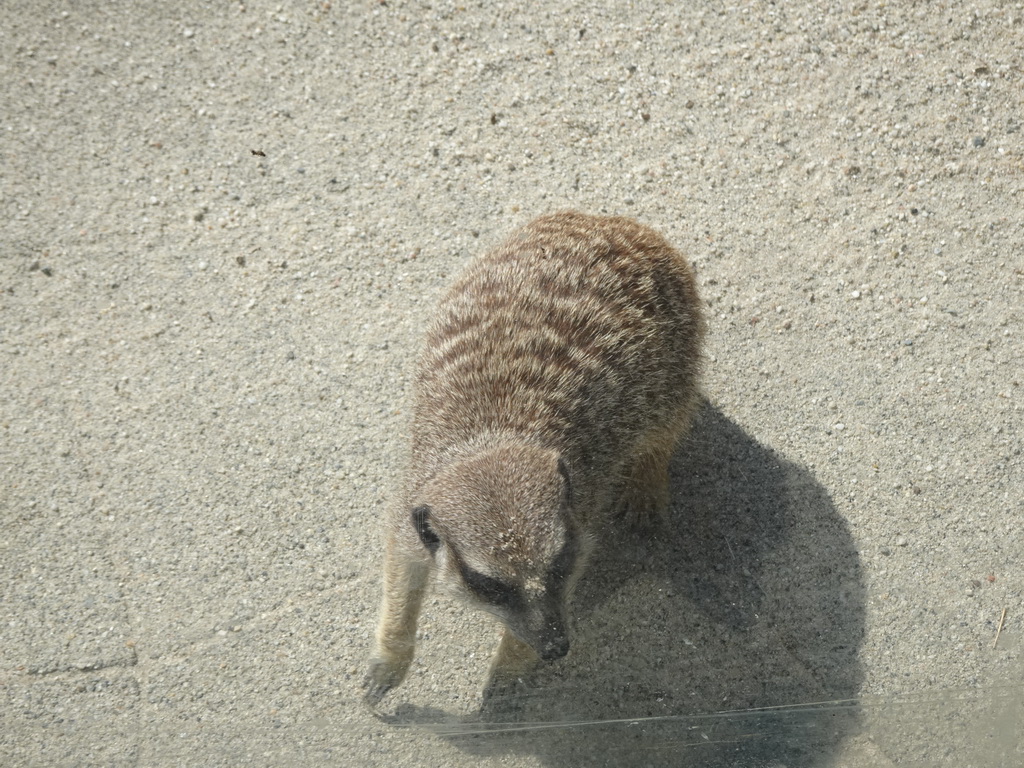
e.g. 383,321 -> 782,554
2,1 -> 1022,766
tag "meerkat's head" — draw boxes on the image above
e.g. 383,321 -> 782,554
411,443 -> 586,661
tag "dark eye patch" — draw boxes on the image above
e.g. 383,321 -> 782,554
459,564 -> 521,610
546,538 -> 577,591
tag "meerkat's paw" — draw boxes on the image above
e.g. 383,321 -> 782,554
480,673 -> 530,720
362,650 -> 413,707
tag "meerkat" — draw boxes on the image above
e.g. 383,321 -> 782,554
363,210 -> 705,706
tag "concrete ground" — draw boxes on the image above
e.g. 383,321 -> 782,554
2,1 -> 1021,765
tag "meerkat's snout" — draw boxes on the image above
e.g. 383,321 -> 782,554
500,583 -> 573,662
536,625 -> 570,661
543,640 -> 569,661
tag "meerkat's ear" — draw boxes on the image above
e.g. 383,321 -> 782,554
557,458 -> 573,507
411,505 -> 441,555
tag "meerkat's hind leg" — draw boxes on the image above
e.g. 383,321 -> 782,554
616,407 -> 696,528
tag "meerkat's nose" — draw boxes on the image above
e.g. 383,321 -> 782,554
540,635 -> 570,661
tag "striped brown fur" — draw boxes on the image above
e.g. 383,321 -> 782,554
364,211 -> 705,707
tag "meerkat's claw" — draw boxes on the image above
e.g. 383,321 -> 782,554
362,658 -> 405,707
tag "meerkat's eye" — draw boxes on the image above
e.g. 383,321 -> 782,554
460,566 -> 521,610
411,505 -> 441,555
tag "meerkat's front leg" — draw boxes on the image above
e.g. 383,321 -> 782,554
364,531 -> 431,706
481,629 -> 540,709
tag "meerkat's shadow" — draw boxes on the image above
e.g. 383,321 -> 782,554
439,402 -> 866,767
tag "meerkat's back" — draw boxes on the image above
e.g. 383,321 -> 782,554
365,211 -> 705,707
411,210 -> 704,515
